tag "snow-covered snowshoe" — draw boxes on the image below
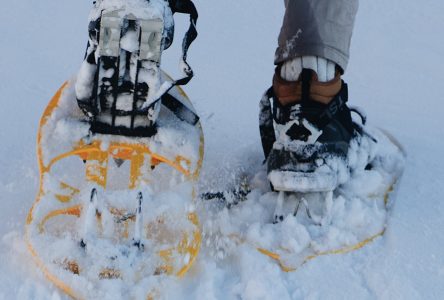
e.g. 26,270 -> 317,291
259,129 -> 405,271
202,127 -> 405,272
26,0 -> 202,298
245,69 -> 406,270
199,70 -> 405,273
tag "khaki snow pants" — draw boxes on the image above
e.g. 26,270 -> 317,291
275,0 -> 359,72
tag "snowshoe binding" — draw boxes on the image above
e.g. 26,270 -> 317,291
261,68 -> 358,193
26,0 -> 202,299
209,67 -> 406,271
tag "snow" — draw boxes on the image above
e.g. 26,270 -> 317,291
1,0 -> 444,299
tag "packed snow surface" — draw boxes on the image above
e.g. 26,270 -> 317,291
1,0 -> 444,299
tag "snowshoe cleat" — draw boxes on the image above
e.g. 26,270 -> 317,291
26,0 -> 202,299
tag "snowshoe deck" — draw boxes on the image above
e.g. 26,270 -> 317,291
26,78 -> 204,299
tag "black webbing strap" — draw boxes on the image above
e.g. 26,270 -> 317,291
301,68 -> 312,105
317,81 -> 348,128
170,0 -> 198,59
259,88 -> 277,159
161,92 -> 199,125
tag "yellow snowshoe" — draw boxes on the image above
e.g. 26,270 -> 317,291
26,0 -> 202,298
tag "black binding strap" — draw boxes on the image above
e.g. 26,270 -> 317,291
300,68 -> 312,104
168,0 -> 198,84
317,81 -> 348,128
259,88 -> 277,159
169,0 -> 198,65
90,122 -> 157,137
161,93 -> 199,125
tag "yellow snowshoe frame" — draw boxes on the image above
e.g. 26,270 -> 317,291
256,183 -> 396,272
26,81 -> 204,299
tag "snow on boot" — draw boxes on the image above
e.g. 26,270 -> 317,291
260,67 -> 356,192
